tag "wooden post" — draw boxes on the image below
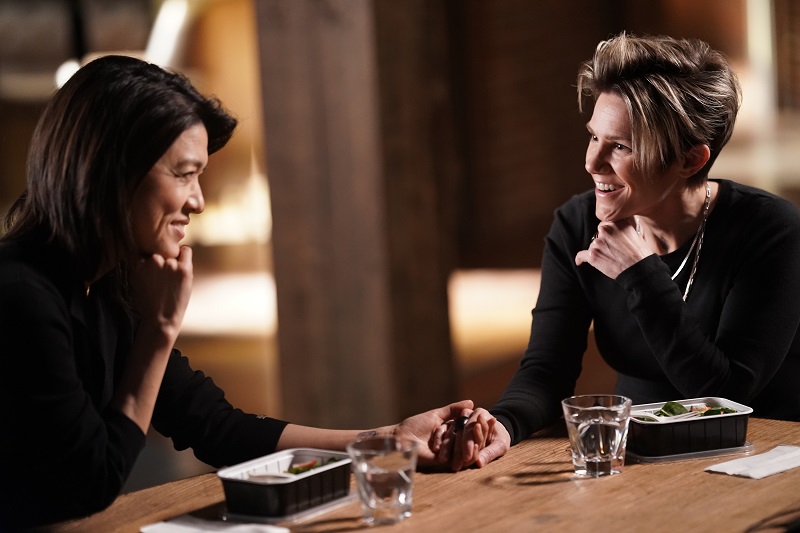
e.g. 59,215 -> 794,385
254,0 -> 457,428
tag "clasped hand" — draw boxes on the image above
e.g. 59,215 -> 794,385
574,218 -> 652,279
437,407 -> 511,471
393,400 -> 510,471
129,245 -> 194,339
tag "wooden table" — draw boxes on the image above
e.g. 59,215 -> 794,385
44,418 -> 800,532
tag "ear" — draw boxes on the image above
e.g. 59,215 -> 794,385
681,144 -> 711,177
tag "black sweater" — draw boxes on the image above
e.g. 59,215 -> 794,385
0,240 -> 288,529
491,179 -> 800,445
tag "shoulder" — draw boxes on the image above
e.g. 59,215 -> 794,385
0,241 -> 71,313
0,241 -> 41,287
0,241 -> 51,283
712,179 -> 800,257
717,179 -> 800,223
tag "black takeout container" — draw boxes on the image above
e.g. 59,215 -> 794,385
626,397 -> 753,458
217,448 -> 351,519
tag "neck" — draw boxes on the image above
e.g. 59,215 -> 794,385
636,181 -> 714,255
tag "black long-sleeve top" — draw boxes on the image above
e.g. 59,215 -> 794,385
0,240 -> 288,529
491,179 -> 800,445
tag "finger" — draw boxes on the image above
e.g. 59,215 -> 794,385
450,432 -> 465,471
149,253 -> 166,268
474,413 -> 489,448
457,418 -> 479,467
475,439 -> 507,468
486,417 -> 497,444
437,431 -> 453,464
177,245 -> 193,273
434,400 -> 474,424
619,217 -> 637,232
474,417 -> 489,456
458,408 -> 490,464
467,422 -> 485,465
431,422 -> 449,452
178,245 -> 193,264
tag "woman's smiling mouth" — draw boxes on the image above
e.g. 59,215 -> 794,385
595,181 -> 624,192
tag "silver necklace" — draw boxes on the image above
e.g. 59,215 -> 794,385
636,182 -> 711,301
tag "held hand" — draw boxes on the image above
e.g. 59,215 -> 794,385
393,399 -> 474,467
130,245 -> 194,340
445,408 -> 509,471
574,218 -> 652,279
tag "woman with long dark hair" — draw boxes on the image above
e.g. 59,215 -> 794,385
0,55 -> 474,528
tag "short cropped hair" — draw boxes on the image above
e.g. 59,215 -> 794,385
576,32 -> 742,185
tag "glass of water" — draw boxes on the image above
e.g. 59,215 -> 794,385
346,436 -> 417,524
561,394 -> 632,477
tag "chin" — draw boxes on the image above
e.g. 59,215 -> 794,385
596,207 -> 625,222
153,244 -> 181,259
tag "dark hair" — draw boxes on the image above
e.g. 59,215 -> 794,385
576,32 -> 742,186
2,54 -> 237,279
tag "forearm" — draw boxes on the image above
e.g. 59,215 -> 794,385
276,424 -> 395,451
492,237 -> 593,443
110,323 -> 176,433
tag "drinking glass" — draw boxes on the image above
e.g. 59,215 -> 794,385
346,436 -> 417,524
562,394 -> 632,477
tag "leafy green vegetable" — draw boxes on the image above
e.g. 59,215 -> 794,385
654,401 -> 689,417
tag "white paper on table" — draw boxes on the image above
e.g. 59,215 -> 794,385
140,515 -> 289,533
705,445 -> 800,479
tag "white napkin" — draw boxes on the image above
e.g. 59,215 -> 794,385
705,445 -> 800,479
140,515 -> 289,533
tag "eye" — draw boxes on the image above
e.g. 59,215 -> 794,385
614,143 -> 631,152
176,166 -> 203,179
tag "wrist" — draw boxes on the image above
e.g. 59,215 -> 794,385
357,426 -> 395,441
135,320 -> 178,352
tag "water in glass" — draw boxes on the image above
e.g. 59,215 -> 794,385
562,395 -> 632,477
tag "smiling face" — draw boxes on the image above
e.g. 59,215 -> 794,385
130,123 -> 208,259
586,92 -> 684,222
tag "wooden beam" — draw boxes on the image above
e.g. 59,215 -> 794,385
255,0 -> 457,428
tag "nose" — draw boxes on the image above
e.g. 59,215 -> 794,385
585,142 -> 609,175
187,181 -> 205,214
